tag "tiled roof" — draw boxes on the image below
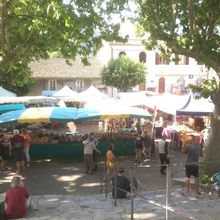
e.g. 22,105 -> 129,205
29,58 -> 105,79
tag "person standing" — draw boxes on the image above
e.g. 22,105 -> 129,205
21,129 -> 31,168
4,176 -> 30,219
143,131 -> 152,162
105,144 -> 116,181
10,130 -> 25,174
134,133 -> 144,165
0,134 -> 8,171
83,136 -> 101,174
182,135 -> 202,196
156,136 -> 169,175
89,133 -> 99,171
135,119 -> 142,134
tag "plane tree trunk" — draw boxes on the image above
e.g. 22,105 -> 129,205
203,87 -> 220,175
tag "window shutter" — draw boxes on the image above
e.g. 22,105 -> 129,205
155,52 -> 160,65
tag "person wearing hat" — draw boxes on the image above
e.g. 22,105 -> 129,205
10,130 -> 25,174
111,168 -> 131,199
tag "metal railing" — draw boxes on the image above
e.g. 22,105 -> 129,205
99,160 -> 220,220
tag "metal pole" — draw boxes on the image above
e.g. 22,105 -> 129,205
114,172 -> 117,206
129,168 -> 134,220
166,165 -> 171,220
100,164 -> 103,194
105,169 -> 108,198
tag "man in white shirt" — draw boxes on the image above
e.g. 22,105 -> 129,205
83,137 -> 100,174
156,136 -> 169,175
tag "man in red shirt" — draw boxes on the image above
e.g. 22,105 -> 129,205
10,130 -> 25,174
5,176 -> 30,219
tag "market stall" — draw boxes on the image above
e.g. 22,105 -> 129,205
52,85 -> 81,102
0,86 -> 16,97
1,129 -> 136,159
30,140 -> 135,159
0,105 -> 151,159
0,104 -> 25,114
79,85 -> 107,102
176,94 -> 214,116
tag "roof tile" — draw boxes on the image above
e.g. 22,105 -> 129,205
29,58 -> 104,79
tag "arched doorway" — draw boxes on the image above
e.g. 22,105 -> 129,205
158,77 -> 165,93
139,83 -> 145,91
139,52 -> 146,63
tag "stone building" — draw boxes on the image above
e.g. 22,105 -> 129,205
28,58 -> 105,96
29,38 -> 210,96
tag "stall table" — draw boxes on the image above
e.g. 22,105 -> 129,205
30,140 -> 135,159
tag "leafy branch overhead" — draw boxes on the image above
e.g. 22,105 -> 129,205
101,55 -> 146,92
189,77 -> 218,98
133,0 -> 220,174
0,0 -> 128,95
134,0 -> 220,98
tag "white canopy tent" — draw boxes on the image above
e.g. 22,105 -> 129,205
154,93 -> 189,115
0,96 -> 57,104
0,86 -> 16,97
118,92 -> 149,107
118,92 -> 190,115
176,94 -> 214,116
79,85 -> 107,102
85,98 -> 151,119
52,85 -> 81,101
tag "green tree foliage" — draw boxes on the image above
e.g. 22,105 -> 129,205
101,55 -> 146,92
134,0 -> 220,174
134,0 -> 220,74
189,77 -> 218,98
135,0 -> 220,72
0,0 -> 128,95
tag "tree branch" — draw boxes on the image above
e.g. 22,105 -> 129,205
188,0 -> 195,34
171,0 -> 177,36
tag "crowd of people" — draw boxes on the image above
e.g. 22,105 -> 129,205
0,116 -> 208,219
0,129 -> 31,174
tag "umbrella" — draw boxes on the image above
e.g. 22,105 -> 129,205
0,107 -> 80,124
85,99 -> 152,120
0,106 -> 151,125
96,106 -> 152,119
0,104 -> 25,114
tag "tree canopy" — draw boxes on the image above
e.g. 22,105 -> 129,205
134,0 -> 220,174
0,0 -> 128,95
101,55 -> 146,92
135,0 -> 220,73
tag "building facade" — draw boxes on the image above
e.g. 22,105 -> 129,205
29,58 -> 105,96
108,38 -> 208,95
29,38 -> 210,96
